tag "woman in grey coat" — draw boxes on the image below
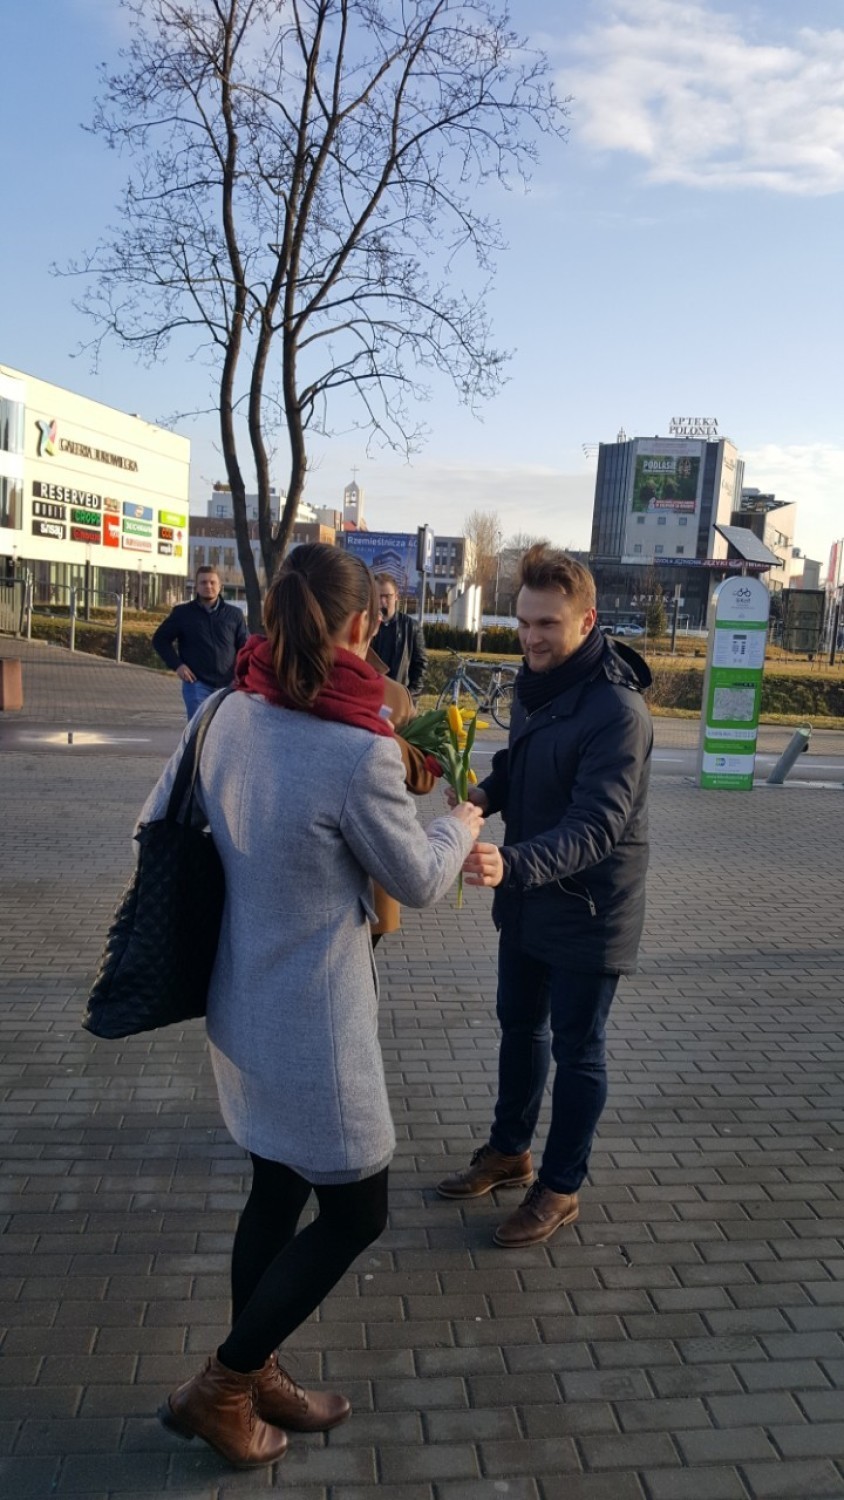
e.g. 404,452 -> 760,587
147,544 -> 482,1469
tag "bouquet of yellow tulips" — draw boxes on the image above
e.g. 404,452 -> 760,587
400,704 -> 478,908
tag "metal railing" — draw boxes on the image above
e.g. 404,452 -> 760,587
0,579 -> 132,660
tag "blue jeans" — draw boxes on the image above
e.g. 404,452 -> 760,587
181,679 -> 215,721
489,937 -> 619,1194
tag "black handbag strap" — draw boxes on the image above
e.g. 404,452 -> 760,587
166,686 -> 236,825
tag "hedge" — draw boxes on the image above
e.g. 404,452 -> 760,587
422,622 -> 521,653
25,615 -> 844,719
646,663 -> 844,717
29,616 -> 170,672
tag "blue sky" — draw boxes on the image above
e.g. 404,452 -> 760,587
2,0 -> 843,564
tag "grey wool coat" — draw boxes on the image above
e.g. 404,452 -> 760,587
139,690 -> 472,1183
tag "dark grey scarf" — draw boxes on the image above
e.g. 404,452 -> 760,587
516,626 -> 605,715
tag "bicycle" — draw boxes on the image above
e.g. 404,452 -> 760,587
436,649 -> 518,730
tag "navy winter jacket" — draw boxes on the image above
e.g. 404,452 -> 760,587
479,639 -> 653,973
152,597 -> 248,689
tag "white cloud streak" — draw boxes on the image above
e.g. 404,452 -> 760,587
566,0 -> 844,194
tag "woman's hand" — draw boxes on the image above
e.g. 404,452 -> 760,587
445,784 -> 489,813
462,842 -> 505,888
449,800 -> 485,840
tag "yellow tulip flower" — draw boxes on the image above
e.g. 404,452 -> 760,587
446,704 -> 464,736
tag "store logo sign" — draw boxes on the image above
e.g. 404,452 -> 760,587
36,419 -> 57,457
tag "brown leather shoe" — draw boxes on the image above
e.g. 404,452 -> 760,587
493,1181 -> 579,1247
159,1355 -> 288,1469
436,1144 -> 534,1199
254,1353 -> 351,1431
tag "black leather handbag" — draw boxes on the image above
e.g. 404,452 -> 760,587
82,690 -> 233,1039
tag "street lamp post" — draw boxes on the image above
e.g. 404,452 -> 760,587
494,530 -> 503,619
84,544 -> 92,622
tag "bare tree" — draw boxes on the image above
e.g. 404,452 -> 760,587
463,507 -> 502,607
505,530 -> 549,554
65,1 -> 568,626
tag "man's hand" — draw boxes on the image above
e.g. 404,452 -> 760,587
445,784 -> 489,813
463,842 -> 505,888
176,664 -> 197,684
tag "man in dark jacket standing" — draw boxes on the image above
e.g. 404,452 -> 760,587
437,545 -> 652,1247
152,566 -> 248,720
370,573 -> 428,699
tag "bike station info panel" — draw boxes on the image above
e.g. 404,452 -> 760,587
698,576 -> 770,791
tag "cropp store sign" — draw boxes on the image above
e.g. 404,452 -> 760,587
35,419 -> 139,472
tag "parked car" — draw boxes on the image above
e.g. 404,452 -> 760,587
613,624 -> 645,637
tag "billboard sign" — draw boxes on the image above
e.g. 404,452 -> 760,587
669,416 -> 718,439
632,452 -> 700,514
343,531 -> 420,599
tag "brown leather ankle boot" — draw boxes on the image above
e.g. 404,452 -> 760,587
436,1144 -> 534,1199
254,1353 -> 351,1431
159,1355 -> 289,1469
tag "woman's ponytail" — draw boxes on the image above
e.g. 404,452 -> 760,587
264,544 -> 376,708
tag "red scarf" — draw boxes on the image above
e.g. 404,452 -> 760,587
235,635 -> 394,738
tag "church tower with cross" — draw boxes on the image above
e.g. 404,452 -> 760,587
343,470 -> 365,529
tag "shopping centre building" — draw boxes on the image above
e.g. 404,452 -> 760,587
0,365 -> 190,608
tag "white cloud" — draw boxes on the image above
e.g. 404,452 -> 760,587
565,0 -> 844,194
742,442 -> 844,563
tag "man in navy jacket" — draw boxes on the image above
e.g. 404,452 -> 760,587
152,566 -> 248,720
437,545 -> 652,1246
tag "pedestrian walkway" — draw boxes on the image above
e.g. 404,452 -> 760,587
0,636 -> 184,728
3,643 -> 844,1498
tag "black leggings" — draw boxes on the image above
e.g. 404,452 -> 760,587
217,1153 -> 389,1374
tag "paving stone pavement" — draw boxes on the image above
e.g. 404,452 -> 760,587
3,642 -> 844,1498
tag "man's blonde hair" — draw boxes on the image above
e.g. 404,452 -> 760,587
517,545 -> 596,611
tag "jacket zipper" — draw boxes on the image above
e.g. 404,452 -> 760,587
556,877 -> 597,917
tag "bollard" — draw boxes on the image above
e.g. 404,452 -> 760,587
115,592 -> 124,663
0,658 -> 23,711
69,587 -> 77,653
766,724 -> 812,784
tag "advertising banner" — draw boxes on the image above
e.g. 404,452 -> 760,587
343,531 -> 420,599
632,453 -> 700,514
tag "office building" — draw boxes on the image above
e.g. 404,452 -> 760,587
430,534 -> 473,601
590,426 -> 781,627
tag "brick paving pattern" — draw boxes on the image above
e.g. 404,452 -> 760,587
2,639 -> 844,1497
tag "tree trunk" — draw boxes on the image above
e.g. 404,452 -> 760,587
220,343 -> 262,632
